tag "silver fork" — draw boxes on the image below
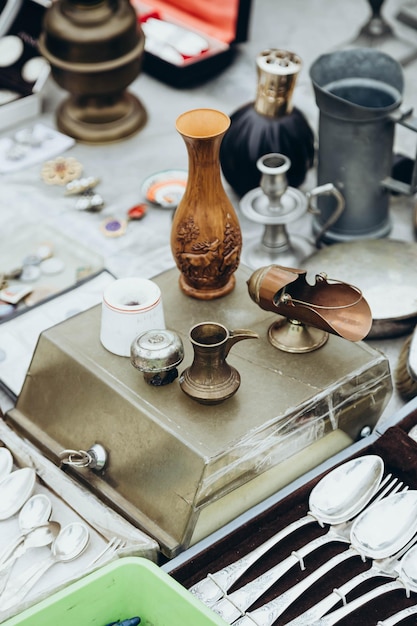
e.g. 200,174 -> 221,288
87,536 -> 126,567
210,476 -> 405,623
189,469 -> 391,607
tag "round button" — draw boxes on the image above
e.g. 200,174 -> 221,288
0,36 -> 24,68
40,258 -> 65,275
21,56 -> 49,83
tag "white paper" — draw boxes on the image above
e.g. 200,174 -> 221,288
0,271 -> 115,397
0,123 -> 75,174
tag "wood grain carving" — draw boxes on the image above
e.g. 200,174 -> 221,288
171,109 -> 242,300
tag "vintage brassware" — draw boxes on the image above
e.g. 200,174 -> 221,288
247,264 -> 372,352
309,47 -> 417,243
240,152 -> 344,269
179,322 -> 258,405
171,109 -> 242,300
303,238 -> 417,339
38,0 -> 147,143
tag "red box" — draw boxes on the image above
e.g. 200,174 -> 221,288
131,0 -> 252,86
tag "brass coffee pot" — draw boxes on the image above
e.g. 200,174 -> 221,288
179,322 -> 258,404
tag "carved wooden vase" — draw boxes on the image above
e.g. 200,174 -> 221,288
171,109 -> 242,300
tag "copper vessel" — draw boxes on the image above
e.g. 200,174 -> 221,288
179,322 -> 258,404
248,264 -> 372,352
39,0 -> 147,143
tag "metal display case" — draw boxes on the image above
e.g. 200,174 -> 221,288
5,265 -> 392,558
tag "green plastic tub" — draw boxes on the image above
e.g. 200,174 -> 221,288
3,557 -> 227,626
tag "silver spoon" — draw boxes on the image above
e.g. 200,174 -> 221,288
306,542 -> 417,626
282,535 -> 416,625
0,449 -> 12,482
211,469 -> 396,623
0,494 -> 52,566
0,468 -> 36,520
233,490 -> 417,626
0,520 -> 61,597
0,521 -> 90,611
190,455 -> 384,605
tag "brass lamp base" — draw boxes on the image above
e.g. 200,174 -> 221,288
57,93 -> 147,144
39,0 -> 147,145
268,316 -> 329,353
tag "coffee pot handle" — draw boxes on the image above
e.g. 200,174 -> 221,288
383,107 -> 417,196
306,183 -> 345,248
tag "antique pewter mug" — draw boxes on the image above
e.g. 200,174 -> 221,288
179,322 -> 258,404
310,47 -> 417,243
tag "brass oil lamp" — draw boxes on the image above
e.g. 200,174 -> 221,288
39,0 -> 147,143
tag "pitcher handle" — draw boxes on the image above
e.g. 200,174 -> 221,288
306,183 -> 345,248
383,108 -> 417,196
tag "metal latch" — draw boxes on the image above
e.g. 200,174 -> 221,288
59,443 -> 108,471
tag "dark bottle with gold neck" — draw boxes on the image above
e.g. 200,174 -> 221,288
220,49 -> 315,197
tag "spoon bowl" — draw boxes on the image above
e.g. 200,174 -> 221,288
0,521 -> 90,611
0,493 -> 52,566
52,522 -> 90,561
23,521 -> 61,550
0,467 -> 36,520
351,490 -> 417,559
0,448 -> 13,481
19,493 -> 52,533
309,454 -> 384,524
398,543 -> 417,590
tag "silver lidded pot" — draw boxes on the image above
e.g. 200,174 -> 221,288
131,329 -> 184,386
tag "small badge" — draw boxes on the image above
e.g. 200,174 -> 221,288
127,203 -> 148,220
41,156 -> 83,186
0,285 -> 33,304
100,217 -> 127,237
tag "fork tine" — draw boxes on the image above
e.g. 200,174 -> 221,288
388,480 -> 408,496
372,475 -> 409,506
87,537 -> 126,567
375,473 -> 395,497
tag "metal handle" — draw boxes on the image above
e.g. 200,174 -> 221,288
383,107 -> 417,195
306,183 -> 345,247
189,513 -> 315,606
59,443 -> 108,471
